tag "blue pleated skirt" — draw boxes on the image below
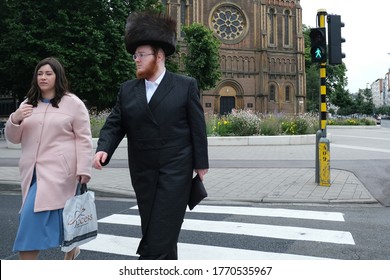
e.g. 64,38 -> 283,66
13,173 -> 64,252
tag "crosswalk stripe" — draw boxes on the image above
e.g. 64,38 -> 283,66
99,214 -> 355,245
332,143 -> 390,153
131,205 -> 345,221
189,205 -> 344,221
80,233 -> 330,260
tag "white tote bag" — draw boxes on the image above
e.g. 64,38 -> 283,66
61,184 -> 98,252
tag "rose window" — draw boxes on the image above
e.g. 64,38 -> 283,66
211,5 -> 247,43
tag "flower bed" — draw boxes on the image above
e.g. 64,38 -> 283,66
206,110 -> 319,136
89,109 -> 377,138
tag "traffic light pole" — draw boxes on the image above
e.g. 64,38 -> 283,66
315,10 -> 330,186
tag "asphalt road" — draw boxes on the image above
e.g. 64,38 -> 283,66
2,194 -> 390,260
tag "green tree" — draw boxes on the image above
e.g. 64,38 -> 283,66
303,25 -> 313,73
354,90 -> 365,114
326,62 -> 348,106
360,88 -> 374,115
127,0 -> 163,12
305,65 -> 320,112
376,105 -> 390,116
303,26 -> 319,112
334,88 -> 354,115
182,23 -> 221,91
0,0 -> 162,109
350,88 -> 374,116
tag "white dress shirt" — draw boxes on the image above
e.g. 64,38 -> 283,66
145,70 -> 166,103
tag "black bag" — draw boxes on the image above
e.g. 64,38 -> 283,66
188,174 -> 208,210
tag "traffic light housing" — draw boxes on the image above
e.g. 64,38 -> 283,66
310,28 -> 327,63
327,14 -> 345,65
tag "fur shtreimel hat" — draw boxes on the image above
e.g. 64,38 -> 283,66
125,11 -> 177,56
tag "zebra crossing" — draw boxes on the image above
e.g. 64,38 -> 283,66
80,205 -> 355,260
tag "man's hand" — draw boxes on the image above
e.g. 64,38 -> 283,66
195,169 -> 208,181
93,151 -> 108,170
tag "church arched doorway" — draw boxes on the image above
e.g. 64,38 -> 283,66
217,85 -> 241,115
220,96 -> 235,115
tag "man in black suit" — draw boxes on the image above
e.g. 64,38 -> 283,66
93,11 -> 209,260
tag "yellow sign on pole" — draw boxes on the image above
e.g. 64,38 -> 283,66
319,139 -> 330,186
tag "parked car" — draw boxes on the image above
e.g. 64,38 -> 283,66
374,115 -> 381,125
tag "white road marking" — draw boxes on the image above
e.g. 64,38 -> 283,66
80,233 -> 330,260
99,214 -> 355,245
332,144 -> 390,154
186,205 -> 345,221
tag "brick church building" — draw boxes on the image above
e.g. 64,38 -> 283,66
162,0 -> 306,115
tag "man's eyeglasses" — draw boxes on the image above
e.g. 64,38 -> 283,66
132,53 -> 154,60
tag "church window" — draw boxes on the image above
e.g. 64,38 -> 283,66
285,86 -> 290,101
284,10 -> 291,46
268,8 -> 276,45
180,0 -> 187,37
270,85 -> 276,101
211,4 -> 247,44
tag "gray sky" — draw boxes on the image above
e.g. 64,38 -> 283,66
301,0 -> 390,93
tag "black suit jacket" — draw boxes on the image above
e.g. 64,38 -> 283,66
96,71 -> 209,256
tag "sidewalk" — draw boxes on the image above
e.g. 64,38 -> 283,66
0,136 -> 378,205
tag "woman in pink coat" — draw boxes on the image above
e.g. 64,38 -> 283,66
5,57 -> 93,260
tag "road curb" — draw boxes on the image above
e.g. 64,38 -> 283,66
5,134 -> 322,149
0,182 -> 378,204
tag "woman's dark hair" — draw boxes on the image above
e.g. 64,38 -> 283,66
26,57 -> 69,107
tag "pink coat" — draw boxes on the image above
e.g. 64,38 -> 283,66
5,94 -> 93,212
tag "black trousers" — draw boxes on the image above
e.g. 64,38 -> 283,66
138,244 -> 178,260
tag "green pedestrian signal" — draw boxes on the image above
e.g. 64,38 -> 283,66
310,28 -> 327,63
315,48 -> 323,59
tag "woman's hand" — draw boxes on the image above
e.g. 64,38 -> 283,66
77,175 -> 90,184
12,104 -> 33,124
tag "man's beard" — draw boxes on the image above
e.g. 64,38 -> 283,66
136,57 -> 158,79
